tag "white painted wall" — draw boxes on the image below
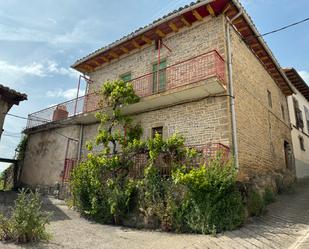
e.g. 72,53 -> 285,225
287,88 -> 309,178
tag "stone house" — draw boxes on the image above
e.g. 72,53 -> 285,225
0,84 -> 27,141
21,0 -> 296,191
284,68 -> 309,178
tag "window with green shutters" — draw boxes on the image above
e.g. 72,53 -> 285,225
152,59 -> 167,93
120,72 -> 132,82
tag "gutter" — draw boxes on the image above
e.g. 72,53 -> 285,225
71,0 -> 215,69
226,11 -> 243,170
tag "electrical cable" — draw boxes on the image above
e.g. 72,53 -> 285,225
245,17 -> 309,39
3,112 -> 78,141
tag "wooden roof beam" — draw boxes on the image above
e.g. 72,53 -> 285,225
99,56 -> 109,63
180,16 -> 191,27
141,35 -> 152,45
251,43 -> 260,49
192,10 -> 203,21
206,4 -> 215,17
83,64 -> 93,72
238,26 -> 249,32
132,40 -> 141,49
92,60 -> 101,67
168,22 -> 179,32
109,51 -> 118,59
260,56 -> 269,61
223,3 -> 232,14
120,46 -> 129,53
232,18 -> 243,25
155,29 -> 166,38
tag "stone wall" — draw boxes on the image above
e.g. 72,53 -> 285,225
20,125 -> 80,187
80,96 -> 230,159
230,25 -> 295,188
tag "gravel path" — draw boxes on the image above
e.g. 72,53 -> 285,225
1,178 -> 309,249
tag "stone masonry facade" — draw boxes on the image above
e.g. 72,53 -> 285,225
230,26 -> 294,188
21,13 -> 295,190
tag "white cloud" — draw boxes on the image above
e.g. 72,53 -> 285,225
46,88 -> 85,100
0,59 -> 79,80
0,60 -> 45,77
299,70 -> 309,85
46,61 -> 79,78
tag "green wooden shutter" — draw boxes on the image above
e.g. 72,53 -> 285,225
121,72 -> 132,82
152,60 -> 166,93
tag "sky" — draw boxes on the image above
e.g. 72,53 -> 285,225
0,0 -> 308,172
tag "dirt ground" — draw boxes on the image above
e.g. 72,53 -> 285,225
1,178 -> 309,249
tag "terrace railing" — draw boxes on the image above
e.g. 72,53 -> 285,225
27,50 -> 225,129
61,143 -> 230,182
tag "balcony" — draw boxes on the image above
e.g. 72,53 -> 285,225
26,50 -> 226,130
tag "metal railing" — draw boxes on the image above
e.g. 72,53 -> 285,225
129,142 -> 230,178
61,143 -> 230,182
27,50 -> 225,129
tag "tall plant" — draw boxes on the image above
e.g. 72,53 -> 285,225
72,80 -> 141,223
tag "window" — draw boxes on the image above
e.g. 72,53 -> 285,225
304,106 -> 309,134
267,90 -> 272,108
152,60 -> 167,93
120,72 -> 132,82
293,97 -> 304,130
299,136 -> 305,151
152,126 -> 163,138
281,104 -> 285,121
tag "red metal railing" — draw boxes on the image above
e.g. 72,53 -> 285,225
129,142 -> 230,178
60,143 -> 230,182
27,50 -> 225,129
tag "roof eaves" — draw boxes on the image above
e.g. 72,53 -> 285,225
71,0 -> 215,69
231,0 -> 295,95
0,84 -> 28,102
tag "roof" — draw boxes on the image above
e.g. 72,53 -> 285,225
0,84 -> 27,105
284,68 -> 309,101
72,0 -> 293,95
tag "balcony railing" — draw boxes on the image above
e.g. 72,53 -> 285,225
61,143 -> 230,182
27,50 -> 225,129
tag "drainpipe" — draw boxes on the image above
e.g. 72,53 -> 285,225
226,11 -> 243,169
77,124 -> 84,161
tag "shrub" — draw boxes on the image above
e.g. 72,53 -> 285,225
246,190 -> 265,217
0,189 -> 52,243
263,187 -> 275,206
70,80 -> 246,234
71,158 -> 113,223
173,154 -> 245,234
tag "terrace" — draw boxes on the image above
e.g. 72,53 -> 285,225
26,50 -> 226,130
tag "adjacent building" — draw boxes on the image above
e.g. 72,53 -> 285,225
284,69 -> 309,178
21,0 -> 296,191
0,84 -> 27,141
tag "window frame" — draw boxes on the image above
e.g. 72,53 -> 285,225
304,105 -> 309,134
299,136 -> 305,151
120,72 -> 132,82
152,59 -> 167,94
151,126 -> 163,138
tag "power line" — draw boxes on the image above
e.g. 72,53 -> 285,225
3,112 -> 78,141
2,134 -> 21,138
245,17 -> 309,39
